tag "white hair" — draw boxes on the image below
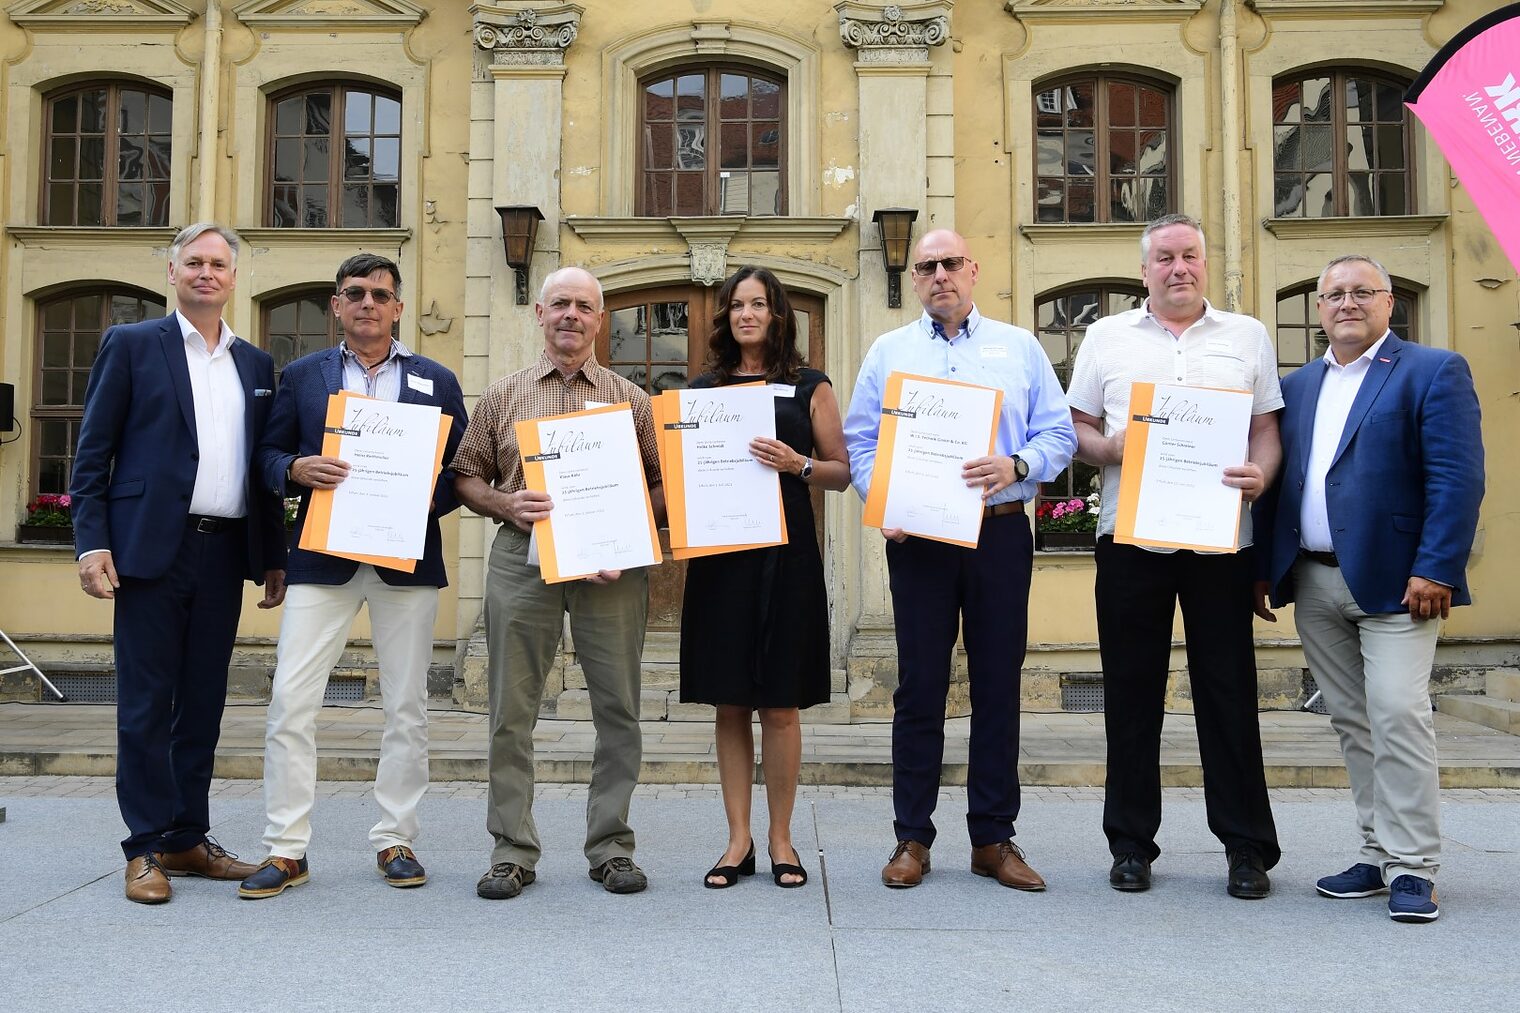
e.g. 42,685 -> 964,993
1317,254 -> 1392,292
1139,213 -> 1206,262
169,222 -> 241,268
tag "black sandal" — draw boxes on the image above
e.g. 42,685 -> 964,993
770,847 -> 809,888
703,840 -> 756,889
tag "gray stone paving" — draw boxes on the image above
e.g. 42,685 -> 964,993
3,778 -> 1519,1012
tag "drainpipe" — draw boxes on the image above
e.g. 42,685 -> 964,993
196,2 -> 223,221
1219,0 -> 1243,312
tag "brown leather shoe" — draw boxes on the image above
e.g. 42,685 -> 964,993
160,837 -> 258,880
881,840 -> 931,888
971,840 -> 1047,891
125,854 -> 171,904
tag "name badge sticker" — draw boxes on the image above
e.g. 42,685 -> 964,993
769,383 -> 796,397
406,373 -> 434,395
979,345 -> 1009,359
1205,338 -> 1233,355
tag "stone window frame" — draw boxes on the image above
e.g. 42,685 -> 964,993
601,22 -> 820,217
263,81 -> 404,229
39,80 -> 174,228
259,284 -> 340,380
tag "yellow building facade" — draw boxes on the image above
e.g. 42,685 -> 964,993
1,0 -> 1514,721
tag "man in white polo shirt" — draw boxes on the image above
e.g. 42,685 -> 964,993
1066,213 -> 1282,900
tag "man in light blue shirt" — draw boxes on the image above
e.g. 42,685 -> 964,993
844,228 -> 1076,891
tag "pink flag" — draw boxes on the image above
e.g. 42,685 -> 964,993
1407,3 -> 1520,273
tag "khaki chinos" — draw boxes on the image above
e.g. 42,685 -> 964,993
484,523 -> 648,870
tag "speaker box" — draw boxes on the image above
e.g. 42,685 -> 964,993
0,382 -> 14,432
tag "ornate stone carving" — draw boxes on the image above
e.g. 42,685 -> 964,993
688,243 -> 729,287
835,1 -> 952,54
473,4 -> 583,65
232,0 -> 428,28
8,0 -> 195,27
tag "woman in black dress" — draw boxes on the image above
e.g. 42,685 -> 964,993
679,266 -> 850,889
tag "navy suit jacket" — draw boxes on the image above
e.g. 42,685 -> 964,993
256,346 -> 466,588
70,314 -> 287,582
1253,333 -> 1484,615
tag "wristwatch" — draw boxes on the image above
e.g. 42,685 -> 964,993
1011,455 -> 1029,482
800,457 -> 814,480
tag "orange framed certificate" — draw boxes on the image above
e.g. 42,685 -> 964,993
862,371 -> 1002,548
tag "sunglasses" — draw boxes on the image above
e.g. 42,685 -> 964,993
338,286 -> 397,305
911,257 -> 969,277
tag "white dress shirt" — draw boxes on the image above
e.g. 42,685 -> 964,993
177,310 -> 248,518
1299,333 -> 1389,553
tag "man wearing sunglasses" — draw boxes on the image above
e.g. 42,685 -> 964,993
240,253 -> 467,899
1253,254 -> 1484,923
845,229 -> 1076,891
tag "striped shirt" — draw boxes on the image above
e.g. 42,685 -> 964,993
452,350 -> 662,495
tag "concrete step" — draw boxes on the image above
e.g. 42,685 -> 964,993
1487,670 -> 1520,702
1438,694 -> 1520,735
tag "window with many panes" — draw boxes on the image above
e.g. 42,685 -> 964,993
1274,283 -> 1419,376
1271,71 -> 1414,218
1033,283 -> 1147,546
42,83 -> 171,226
32,288 -> 166,496
267,84 -> 401,228
261,288 -> 339,378
1034,74 -> 1173,224
638,66 -> 785,217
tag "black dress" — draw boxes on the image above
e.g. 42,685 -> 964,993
678,368 -> 832,709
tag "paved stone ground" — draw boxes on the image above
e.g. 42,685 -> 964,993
3,777 -> 1519,1012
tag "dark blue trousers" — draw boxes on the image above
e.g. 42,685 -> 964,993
885,512 -> 1032,848
113,520 -> 246,859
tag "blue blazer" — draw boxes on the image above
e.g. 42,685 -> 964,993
70,314 -> 287,582
256,346 -> 467,588
1254,334 -> 1485,615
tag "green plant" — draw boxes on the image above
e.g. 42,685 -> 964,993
24,493 -> 72,528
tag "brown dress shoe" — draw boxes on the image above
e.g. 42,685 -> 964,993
881,840 -> 931,888
971,840 -> 1047,891
125,854 -> 171,904
160,837 -> 258,880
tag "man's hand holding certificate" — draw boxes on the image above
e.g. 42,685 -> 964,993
1114,382 -> 1253,552
862,371 -> 1003,547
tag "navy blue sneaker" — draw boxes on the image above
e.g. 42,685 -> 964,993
1316,863 -> 1387,899
1387,875 -> 1439,923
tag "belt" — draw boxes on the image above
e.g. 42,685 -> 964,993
187,514 -> 245,534
983,501 -> 1026,518
1299,549 -> 1339,568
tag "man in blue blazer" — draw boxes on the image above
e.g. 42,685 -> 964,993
71,222 -> 287,904
1254,254 -> 1484,924
238,253 -> 466,899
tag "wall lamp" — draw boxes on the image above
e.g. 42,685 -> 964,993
496,204 -> 544,305
872,207 -> 918,309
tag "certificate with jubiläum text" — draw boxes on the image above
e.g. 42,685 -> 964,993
665,385 -> 785,550
1114,382 -> 1252,552
515,403 -> 662,583
862,372 -> 1002,548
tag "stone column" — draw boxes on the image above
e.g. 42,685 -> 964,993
836,1 -> 953,715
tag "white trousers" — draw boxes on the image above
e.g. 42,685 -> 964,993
261,566 -> 438,858
1292,559 -> 1442,882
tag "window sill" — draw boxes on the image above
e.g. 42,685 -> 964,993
565,216 -> 852,244
1261,215 -> 1447,239
236,228 -> 413,246
4,226 -> 178,248
1019,223 -> 1147,245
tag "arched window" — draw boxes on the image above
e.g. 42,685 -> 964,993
1034,73 -> 1174,224
637,66 -> 785,217
1271,70 -> 1414,218
261,288 -> 339,377
42,82 -> 171,226
32,287 -> 166,495
267,83 -> 401,227
1275,282 -> 1419,374
1033,282 -> 1147,548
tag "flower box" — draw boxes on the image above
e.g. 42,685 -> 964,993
1036,530 -> 1096,552
17,524 -> 74,545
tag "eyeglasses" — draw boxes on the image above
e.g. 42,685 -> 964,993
911,257 -> 969,277
1315,288 -> 1389,306
338,286 -> 397,305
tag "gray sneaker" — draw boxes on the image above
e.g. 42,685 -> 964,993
477,862 -> 535,900
590,856 -> 648,894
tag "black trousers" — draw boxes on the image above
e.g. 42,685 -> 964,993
113,520 -> 246,859
886,513 -> 1032,848
1095,536 -> 1280,866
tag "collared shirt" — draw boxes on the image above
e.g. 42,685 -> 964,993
1300,333 -> 1389,552
451,350 -> 662,497
843,306 -> 1078,506
1066,298 -> 1283,545
176,309 -> 247,518
340,338 -> 410,402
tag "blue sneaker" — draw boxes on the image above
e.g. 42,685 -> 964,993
1316,863 -> 1387,899
1387,875 -> 1440,922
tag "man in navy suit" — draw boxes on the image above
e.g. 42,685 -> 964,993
1254,253 -> 1484,924
71,222 -> 288,904
238,253 -> 466,899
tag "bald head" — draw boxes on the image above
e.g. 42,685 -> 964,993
539,266 -> 603,311
910,229 -> 979,328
